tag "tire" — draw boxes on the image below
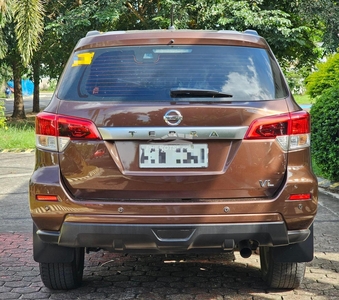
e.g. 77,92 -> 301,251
260,246 -> 306,289
39,247 -> 85,290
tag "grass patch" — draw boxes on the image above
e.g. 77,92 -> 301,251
293,94 -> 312,105
0,116 -> 35,150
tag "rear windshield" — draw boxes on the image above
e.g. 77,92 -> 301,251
58,45 -> 288,101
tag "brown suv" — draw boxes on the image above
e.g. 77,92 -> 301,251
29,29 -> 318,290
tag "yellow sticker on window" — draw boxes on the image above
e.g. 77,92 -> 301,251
72,52 -> 95,67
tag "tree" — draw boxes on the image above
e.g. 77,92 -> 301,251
2,0 -> 328,118
298,0 -> 339,54
42,0 -> 125,80
43,0 -> 321,80
0,0 -> 44,119
29,0 -> 76,112
305,53 -> 339,98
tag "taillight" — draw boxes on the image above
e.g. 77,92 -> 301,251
245,111 -> 310,151
35,112 -> 101,152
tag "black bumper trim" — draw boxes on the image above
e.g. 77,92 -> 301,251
37,222 -> 310,254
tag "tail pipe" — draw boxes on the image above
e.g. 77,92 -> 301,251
238,240 -> 253,258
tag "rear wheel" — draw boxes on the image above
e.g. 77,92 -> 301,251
39,247 -> 85,290
260,246 -> 306,289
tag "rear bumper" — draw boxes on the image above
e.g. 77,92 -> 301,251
36,221 -> 310,254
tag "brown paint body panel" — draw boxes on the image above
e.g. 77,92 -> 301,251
53,99 -> 289,199
75,30 -> 268,51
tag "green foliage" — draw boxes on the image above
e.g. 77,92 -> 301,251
13,0 -> 44,66
298,0 -> 339,54
306,54 -> 339,98
43,0 -> 125,78
310,85 -> 339,181
41,0 -> 322,80
0,100 -> 6,128
311,157 -> 322,178
0,0 -> 44,65
284,66 -> 311,95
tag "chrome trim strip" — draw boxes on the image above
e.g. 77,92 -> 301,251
287,229 -> 310,244
98,126 -> 248,140
37,229 -> 60,244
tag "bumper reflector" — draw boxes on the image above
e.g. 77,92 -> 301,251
288,193 -> 311,200
36,195 -> 59,201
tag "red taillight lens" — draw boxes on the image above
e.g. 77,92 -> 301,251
36,113 -> 57,136
245,111 -> 310,151
290,111 -> 310,135
258,123 -> 287,137
245,111 -> 310,139
248,119 -> 288,138
35,112 -> 102,152
57,116 -> 101,139
36,112 -> 101,139
245,114 -> 289,139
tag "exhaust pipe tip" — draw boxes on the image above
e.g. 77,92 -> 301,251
238,240 -> 253,258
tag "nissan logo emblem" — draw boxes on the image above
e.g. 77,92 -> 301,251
163,110 -> 183,126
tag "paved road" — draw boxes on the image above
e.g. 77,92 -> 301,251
4,92 -> 53,116
0,152 -> 339,299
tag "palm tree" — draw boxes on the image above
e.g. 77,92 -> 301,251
0,0 -> 44,119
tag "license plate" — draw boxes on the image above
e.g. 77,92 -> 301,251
139,144 -> 208,168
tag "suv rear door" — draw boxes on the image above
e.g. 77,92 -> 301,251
38,40 -> 301,202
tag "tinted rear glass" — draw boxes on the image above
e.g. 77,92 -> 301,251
58,45 -> 288,101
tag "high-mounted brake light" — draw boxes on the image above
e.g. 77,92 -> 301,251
35,112 -> 101,152
245,111 -> 310,151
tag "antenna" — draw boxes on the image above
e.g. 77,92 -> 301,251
169,5 -> 175,30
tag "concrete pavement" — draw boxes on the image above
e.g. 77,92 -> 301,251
0,152 -> 339,299
3,92 -> 53,116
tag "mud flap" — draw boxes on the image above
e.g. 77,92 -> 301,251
272,224 -> 314,263
33,224 -> 75,263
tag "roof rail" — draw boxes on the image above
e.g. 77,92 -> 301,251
217,30 -> 240,34
86,30 -> 101,37
243,29 -> 259,36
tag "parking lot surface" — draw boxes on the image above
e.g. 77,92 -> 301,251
0,153 -> 338,299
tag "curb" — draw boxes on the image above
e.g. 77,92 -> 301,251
0,149 -> 35,153
319,187 -> 339,199
317,177 -> 339,197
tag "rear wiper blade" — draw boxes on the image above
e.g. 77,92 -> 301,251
170,88 -> 233,98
